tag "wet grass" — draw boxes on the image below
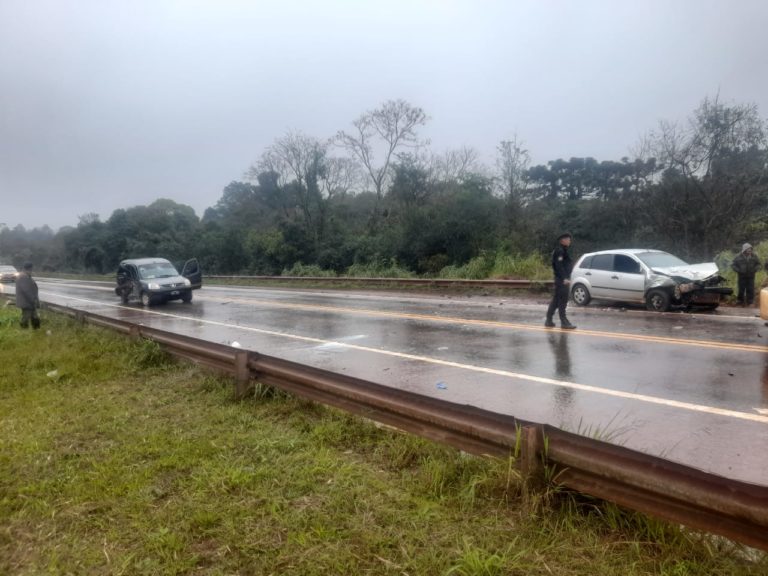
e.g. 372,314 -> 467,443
0,304 -> 766,575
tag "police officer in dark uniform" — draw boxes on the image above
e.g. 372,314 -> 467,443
545,232 -> 576,330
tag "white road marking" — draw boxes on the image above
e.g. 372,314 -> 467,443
43,292 -> 768,425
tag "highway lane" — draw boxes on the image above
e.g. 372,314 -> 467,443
8,279 -> 768,486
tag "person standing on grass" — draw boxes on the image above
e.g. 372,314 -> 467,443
16,261 -> 40,329
545,232 -> 576,330
731,243 -> 760,306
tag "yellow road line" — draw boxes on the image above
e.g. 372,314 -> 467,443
203,294 -> 767,354
38,284 -> 765,353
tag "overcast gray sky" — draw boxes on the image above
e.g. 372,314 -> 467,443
2,0 -> 767,231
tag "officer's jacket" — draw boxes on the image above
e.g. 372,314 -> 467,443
551,245 -> 573,282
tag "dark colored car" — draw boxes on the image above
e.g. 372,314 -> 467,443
114,258 -> 202,306
0,265 -> 18,282
569,249 -> 732,312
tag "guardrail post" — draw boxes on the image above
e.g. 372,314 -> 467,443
520,425 -> 545,490
234,350 -> 253,399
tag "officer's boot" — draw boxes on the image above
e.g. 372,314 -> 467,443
560,314 -> 576,330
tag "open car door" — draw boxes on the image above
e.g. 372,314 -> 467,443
180,258 -> 203,290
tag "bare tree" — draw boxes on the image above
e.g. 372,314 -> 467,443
428,146 -> 484,185
335,99 -> 429,221
245,131 -> 330,241
647,95 -> 768,257
495,135 -> 531,205
320,155 -> 363,198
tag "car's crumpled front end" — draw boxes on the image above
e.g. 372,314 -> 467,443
647,262 -> 732,306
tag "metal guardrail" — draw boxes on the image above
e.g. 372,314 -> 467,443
32,301 -> 768,552
206,275 -> 552,288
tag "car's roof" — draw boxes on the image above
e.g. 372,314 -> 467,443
119,258 -> 172,266
0,265 -> 17,271
579,249 -> 669,258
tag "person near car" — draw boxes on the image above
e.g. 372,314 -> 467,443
546,232 -> 576,329
731,243 -> 760,306
15,261 -> 40,329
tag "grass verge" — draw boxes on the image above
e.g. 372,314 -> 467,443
0,304 -> 765,575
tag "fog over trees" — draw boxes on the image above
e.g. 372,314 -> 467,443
2,96 -> 767,277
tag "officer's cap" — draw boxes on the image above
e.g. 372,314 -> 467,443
557,232 -> 572,241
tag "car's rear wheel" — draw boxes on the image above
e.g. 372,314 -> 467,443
571,283 -> 591,306
140,292 -> 153,307
646,289 -> 671,312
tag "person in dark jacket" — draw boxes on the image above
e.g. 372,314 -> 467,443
731,243 -> 760,306
15,261 -> 40,329
545,232 -> 576,329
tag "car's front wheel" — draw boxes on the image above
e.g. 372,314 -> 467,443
140,292 -> 153,307
646,289 -> 671,312
571,283 -> 591,306
181,291 -> 192,303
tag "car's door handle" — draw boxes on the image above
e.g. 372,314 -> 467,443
611,275 -> 619,279
585,272 -> 591,276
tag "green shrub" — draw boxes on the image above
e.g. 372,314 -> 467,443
281,262 -> 337,277
438,251 -> 550,281
345,259 -> 415,278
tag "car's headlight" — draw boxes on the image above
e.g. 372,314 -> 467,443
678,282 -> 695,293
182,278 -> 191,286
147,282 -> 160,290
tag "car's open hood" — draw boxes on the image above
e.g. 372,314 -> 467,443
650,262 -> 720,281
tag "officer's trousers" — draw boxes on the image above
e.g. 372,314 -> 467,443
546,281 -> 570,322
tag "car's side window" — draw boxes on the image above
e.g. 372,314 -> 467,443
613,255 -> 641,274
578,255 -> 594,269
591,254 -> 614,271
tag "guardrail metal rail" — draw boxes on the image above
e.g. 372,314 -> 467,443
24,301 -> 768,552
206,275 -> 552,288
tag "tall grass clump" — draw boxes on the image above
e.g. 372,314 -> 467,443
345,258 -> 415,278
438,251 -> 551,281
281,262 -> 337,277
438,253 -> 494,279
490,251 -> 550,280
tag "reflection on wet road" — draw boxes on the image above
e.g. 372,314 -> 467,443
22,279 -> 768,486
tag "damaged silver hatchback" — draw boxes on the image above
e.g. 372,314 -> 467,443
570,249 -> 733,312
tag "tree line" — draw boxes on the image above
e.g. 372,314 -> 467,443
1,95 -> 767,277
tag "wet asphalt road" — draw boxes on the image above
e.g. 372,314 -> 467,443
7,279 -> 768,487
